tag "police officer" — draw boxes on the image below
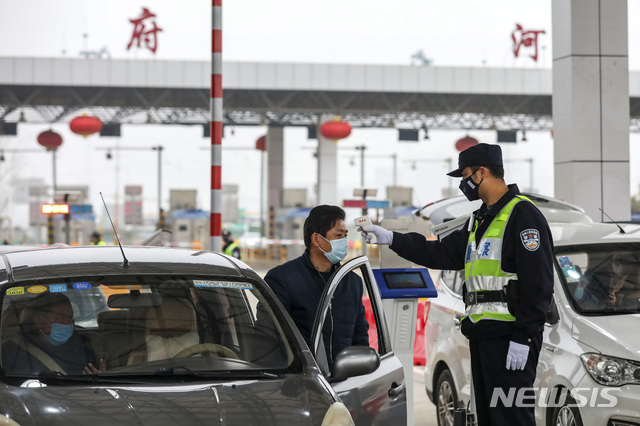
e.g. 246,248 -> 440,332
90,231 -> 105,245
362,143 -> 553,426
222,229 -> 242,260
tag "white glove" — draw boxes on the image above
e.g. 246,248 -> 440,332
506,341 -> 529,370
361,225 -> 393,245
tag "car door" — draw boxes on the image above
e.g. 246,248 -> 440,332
311,255 -> 407,425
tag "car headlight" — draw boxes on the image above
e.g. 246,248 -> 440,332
580,353 -> 640,386
0,415 -> 21,426
321,402 -> 354,426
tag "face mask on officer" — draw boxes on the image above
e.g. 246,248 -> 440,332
318,235 -> 349,264
459,167 -> 483,201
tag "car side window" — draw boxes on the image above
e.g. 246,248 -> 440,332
441,269 -> 465,296
350,266 -> 382,354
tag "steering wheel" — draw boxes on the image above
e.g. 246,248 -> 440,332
173,343 -> 239,359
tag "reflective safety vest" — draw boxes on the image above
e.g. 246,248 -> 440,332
464,195 -> 533,323
223,242 -> 241,259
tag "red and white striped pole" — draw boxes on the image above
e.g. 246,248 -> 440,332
210,0 -> 222,252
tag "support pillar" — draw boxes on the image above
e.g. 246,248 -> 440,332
267,126 -> 285,214
552,0 -> 630,221
317,116 -> 338,205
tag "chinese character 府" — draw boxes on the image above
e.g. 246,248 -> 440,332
127,7 -> 163,54
512,23 -> 546,62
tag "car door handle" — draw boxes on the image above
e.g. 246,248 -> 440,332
544,346 -> 556,353
388,381 -> 405,399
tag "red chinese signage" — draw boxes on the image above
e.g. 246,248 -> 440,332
512,23 -> 546,62
127,7 -> 163,54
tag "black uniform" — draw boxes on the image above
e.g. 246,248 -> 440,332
390,184 -> 554,426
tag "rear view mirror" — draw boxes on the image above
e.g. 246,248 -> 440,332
108,291 -> 163,309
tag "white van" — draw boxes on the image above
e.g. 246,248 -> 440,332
422,199 -> 640,426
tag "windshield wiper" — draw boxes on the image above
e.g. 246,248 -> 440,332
600,306 -> 639,314
190,370 -> 282,380
36,371 -> 146,385
140,367 -> 282,380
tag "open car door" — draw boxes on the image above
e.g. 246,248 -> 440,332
311,256 -> 407,425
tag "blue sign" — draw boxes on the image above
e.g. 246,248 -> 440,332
367,200 -> 390,209
69,204 -> 93,214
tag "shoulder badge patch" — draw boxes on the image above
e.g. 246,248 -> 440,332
520,229 -> 540,251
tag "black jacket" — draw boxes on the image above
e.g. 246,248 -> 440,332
390,185 -> 554,344
264,251 -> 369,366
2,333 -> 96,375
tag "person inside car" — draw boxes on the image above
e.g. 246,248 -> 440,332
607,253 -> 640,307
2,293 -> 105,375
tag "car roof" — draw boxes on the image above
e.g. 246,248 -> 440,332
551,221 -> 640,246
419,192 -> 592,226
0,245 -> 252,283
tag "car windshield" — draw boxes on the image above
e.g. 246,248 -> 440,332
556,243 -> 640,315
0,275 -> 298,381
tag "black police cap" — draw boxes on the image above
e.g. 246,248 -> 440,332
447,143 -> 503,177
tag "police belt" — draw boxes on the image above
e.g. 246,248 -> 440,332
465,289 -> 508,305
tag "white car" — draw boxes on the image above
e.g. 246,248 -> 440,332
423,202 -> 640,426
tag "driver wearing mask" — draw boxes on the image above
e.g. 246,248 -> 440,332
2,293 -> 104,375
263,205 -> 369,369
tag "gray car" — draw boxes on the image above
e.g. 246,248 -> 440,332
0,246 -> 406,425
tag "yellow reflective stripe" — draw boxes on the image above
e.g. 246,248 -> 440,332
496,213 -> 510,221
485,228 -> 501,237
468,312 -> 516,322
468,259 -> 501,275
468,260 -> 514,277
223,243 -> 238,256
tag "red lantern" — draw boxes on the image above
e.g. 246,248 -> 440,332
320,120 -> 352,142
256,135 -> 266,151
70,115 -> 103,138
37,130 -> 63,151
455,135 -> 479,152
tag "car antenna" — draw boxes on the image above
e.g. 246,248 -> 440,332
100,192 -> 130,268
599,208 -> 625,234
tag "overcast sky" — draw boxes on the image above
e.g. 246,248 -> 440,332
0,1 -> 639,236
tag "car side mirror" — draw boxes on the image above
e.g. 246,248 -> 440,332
328,346 -> 380,383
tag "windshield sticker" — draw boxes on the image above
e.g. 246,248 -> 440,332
27,285 -> 47,294
6,287 -> 24,296
72,282 -> 92,290
193,280 -> 254,290
49,284 -> 67,293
